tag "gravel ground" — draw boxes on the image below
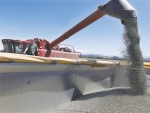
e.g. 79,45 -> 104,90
55,87 -> 150,113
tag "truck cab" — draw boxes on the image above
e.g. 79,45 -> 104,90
2,39 -> 29,54
1,38 -> 79,59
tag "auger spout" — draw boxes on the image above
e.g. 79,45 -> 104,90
100,0 -> 137,21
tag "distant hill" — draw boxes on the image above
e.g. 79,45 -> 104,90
79,53 -> 125,60
144,57 -> 150,62
80,53 -> 104,58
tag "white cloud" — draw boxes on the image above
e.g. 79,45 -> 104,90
75,49 -> 89,53
0,45 -> 3,50
0,37 -> 4,50
0,37 -> 25,40
12,27 -> 20,31
8,26 -> 20,31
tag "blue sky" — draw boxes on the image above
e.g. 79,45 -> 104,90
0,0 -> 150,56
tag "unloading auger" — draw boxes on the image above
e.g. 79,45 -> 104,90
50,0 -> 137,48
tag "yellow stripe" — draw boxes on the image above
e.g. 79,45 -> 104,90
0,53 -> 112,67
0,53 -> 150,68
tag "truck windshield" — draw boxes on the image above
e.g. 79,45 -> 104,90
3,42 -> 28,54
14,43 -> 22,53
3,43 -> 14,53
